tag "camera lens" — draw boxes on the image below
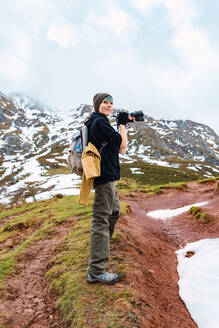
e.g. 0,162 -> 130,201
130,111 -> 144,122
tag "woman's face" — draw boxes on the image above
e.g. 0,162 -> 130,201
99,98 -> 113,116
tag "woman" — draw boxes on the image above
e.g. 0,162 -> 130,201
85,93 -> 133,284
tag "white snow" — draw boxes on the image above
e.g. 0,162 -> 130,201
138,145 -> 146,154
164,121 -> 177,129
128,127 -> 137,135
176,239 -> 219,328
133,154 -> 180,168
147,201 -> 219,327
147,201 -> 209,219
130,168 -> 144,174
154,127 -> 169,136
22,158 -> 45,182
0,172 -> 81,205
206,138 -> 217,148
211,167 -> 219,173
45,158 -> 57,163
188,166 -> 199,172
26,186 -> 80,202
119,153 -> 135,163
174,139 -> 184,146
55,155 -> 67,160
194,155 -> 206,162
38,173 -> 80,190
0,161 -> 14,180
0,150 -> 81,205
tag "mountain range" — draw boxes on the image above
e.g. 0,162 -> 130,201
0,91 -> 218,205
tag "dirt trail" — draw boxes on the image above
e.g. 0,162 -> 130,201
0,181 -> 218,327
0,221 -> 74,328
117,180 -> 219,327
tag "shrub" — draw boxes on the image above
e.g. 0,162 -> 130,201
188,206 -> 209,224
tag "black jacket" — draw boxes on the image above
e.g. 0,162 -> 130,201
85,112 -> 122,185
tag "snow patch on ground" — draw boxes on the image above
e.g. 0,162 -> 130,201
130,168 -> 144,174
176,239 -> 219,328
0,151 -> 81,205
147,201 -> 209,219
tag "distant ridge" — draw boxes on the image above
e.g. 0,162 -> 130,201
0,91 -> 219,205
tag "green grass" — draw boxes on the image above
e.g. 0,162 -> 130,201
0,194 -> 139,327
117,170 -> 219,196
46,200 -> 136,328
116,177 -> 188,195
120,201 -> 131,214
188,206 -> 209,224
198,177 -> 219,184
0,202 -> 38,220
120,162 -> 204,186
1,172 -> 217,326
0,196 -> 93,290
46,166 -> 70,175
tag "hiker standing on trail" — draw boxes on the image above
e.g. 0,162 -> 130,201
85,93 -> 134,284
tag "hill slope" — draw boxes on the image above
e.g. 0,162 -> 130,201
0,91 -> 219,205
0,180 -> 218,327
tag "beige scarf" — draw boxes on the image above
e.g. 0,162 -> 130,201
77,143 -> 101,205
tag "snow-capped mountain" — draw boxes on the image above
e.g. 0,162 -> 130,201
0,91 -> 219,205
9,92 -> 52,113
124,115 -> 219,165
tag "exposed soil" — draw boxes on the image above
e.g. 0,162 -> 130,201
115,180 -> 219,327
0,181 -> 219,328
0,221 -> 75,328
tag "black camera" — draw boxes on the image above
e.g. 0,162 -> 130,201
114,110 -> 144,128
129,110 -> 144,122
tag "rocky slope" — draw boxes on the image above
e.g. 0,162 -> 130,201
128,117 -> 219,165
0,91 -> 219,205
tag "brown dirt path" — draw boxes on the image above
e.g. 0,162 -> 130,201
116,180 -> 219,327
0,181 -> 218,327
0,221 -> 74,328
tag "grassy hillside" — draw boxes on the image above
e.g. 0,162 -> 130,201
0,176 -> 218,327
121,161 -> 207,186
0,195 -> 138,327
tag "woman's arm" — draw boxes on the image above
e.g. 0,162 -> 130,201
119,125 -> 128,154
118,115 -> 135,154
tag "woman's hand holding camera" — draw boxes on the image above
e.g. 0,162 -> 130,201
117,112 -> 135,126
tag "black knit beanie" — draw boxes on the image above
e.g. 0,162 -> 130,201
93,93 -> 113,112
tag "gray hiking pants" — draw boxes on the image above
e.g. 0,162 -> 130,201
88,181 -> 120,275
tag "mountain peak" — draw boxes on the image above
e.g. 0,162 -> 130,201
9,92 -> 52,113
0,91 -> 219,205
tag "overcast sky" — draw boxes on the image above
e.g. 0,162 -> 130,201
0,0 -> 219,134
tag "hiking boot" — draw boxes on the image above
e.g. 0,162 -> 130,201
86,271 -> 119,284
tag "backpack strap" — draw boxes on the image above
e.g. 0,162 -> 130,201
86,117 -> 107,154
80,125 -> 88,151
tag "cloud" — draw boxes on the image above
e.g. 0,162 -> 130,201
92,1 -> 137,39
14,0 -> 54,31
47,19 -> 79,48
96,49 -> 174,112
0,30 -> 30,82
0,0 -> 218,134
172,24 -> 219,72
128,0 -> 219,104
129,0 -> 198,25
159,1 -> 219,92
161,0 -> 219,72
17,0 -> 80,48
162,0 -> 198,27
13,0 -> 80,48
129,0 -> 160,12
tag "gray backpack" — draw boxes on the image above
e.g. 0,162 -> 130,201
67,125 -> 88,176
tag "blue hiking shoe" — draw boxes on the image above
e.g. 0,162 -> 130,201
86,271 -> 119,284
